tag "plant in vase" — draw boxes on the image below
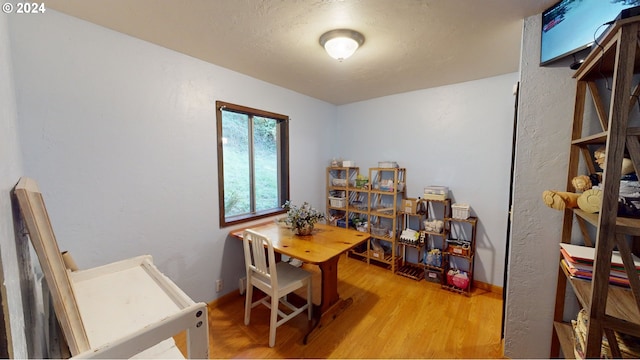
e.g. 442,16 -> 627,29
282,200 -> 325,235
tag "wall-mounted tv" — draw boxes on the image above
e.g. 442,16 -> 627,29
540,0 -> 639,66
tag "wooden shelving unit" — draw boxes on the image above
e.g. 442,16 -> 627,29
394,198 -> 454,284
327,166 -> 406,272
367,167 -> 406,273
442,216 -> 477,296
422,199 -> 450,285
550,15 -> 640,359
326,166 -> 360,226
397,210 -> 426,281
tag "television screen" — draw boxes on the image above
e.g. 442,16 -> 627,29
540,0 -> 638,66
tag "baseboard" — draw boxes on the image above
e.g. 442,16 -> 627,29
208,290 -> 243,308
473,280 -> 503,295
210,280 -> 503,308
211,275 -> 503,309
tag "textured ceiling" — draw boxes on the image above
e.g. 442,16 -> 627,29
45,0 -> 556,105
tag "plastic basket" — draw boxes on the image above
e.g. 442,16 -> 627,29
452,203 -> 470,219
329,196 -> 346,208
332,178 -> 347,187
371,225 -> 389,237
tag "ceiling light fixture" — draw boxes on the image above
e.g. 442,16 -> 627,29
319,29 -> 365,61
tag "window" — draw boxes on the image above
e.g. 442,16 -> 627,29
216,101 -> 289,227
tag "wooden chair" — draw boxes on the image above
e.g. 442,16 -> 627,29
242,229 -> 312,347
13,177 -> 208,358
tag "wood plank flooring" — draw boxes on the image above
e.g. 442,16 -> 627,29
176,254 -> 504,358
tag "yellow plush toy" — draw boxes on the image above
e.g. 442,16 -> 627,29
543,146 -> 635,214
542,188 -> 603,213
594,146 -> 635,175
543,173 -> 603,213
571,175 -> 592,192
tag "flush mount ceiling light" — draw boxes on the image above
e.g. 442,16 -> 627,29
319,29 -> 365,61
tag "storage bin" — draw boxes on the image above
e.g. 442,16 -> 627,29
378,180 -> 405,192
453,271 -> 470,289
425,269 -> 443,284
452,203 -> 470,219
342,160 -> 356,167
423,185 -> 449,200
378,179 -> 394,191
446,269 -> 456,286
425,249 -> 442,267
337,218 -> 353,228
371,225 -> 389,237
446,239 -> 471,256
446,269 -> 470,290
329,196 -> 346,208
332,178 -> 347,187
378,161 -> 398,168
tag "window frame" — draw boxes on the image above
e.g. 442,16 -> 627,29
216,101 -> 289,227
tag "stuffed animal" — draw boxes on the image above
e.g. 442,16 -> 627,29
572,175 -> 592,192
542,188 -> 603,213
543,146 -> 635,214
577,189 -> 603,213
594,146 -> 635,175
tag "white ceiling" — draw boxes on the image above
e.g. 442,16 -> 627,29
45,0 -> 556,105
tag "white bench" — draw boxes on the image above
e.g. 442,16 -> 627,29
14,177 -> 208,358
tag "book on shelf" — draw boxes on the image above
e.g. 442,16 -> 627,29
561,259 -> 630,287
560,243 -> 640,269
559,243 -> 640,287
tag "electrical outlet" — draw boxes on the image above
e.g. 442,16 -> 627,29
238,277 -> 247,295
216,279 -> 223,293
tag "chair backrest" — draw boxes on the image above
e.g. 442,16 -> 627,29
242,229 -> 278,288
13,177 -> 90,355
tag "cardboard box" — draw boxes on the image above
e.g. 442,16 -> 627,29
403,198 -> 418,214
371,249 -> 385,260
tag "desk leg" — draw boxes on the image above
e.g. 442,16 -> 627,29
303,255 -> 353,344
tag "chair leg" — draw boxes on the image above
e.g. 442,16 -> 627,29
307,279 -> 312,320
244,283 -> 253,326
269,293 -> 279,347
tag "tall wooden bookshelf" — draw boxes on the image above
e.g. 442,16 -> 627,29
550,16 -> 640,358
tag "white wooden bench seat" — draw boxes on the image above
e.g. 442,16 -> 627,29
14,177 -> 208,359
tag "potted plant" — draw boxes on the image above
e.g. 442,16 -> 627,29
282,201 -> 325,236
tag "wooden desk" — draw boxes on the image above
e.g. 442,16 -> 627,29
231,222 -> 370,343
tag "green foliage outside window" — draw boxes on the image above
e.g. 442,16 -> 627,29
217,101 -> 289,226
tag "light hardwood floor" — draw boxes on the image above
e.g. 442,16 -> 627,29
177,254 -> 505,358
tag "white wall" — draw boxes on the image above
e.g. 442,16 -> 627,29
5,7 -> 562,358
0,12 -> 28,359
336,73 -> 517,286
504,14 -> 576,358
8,10 -> 336,303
